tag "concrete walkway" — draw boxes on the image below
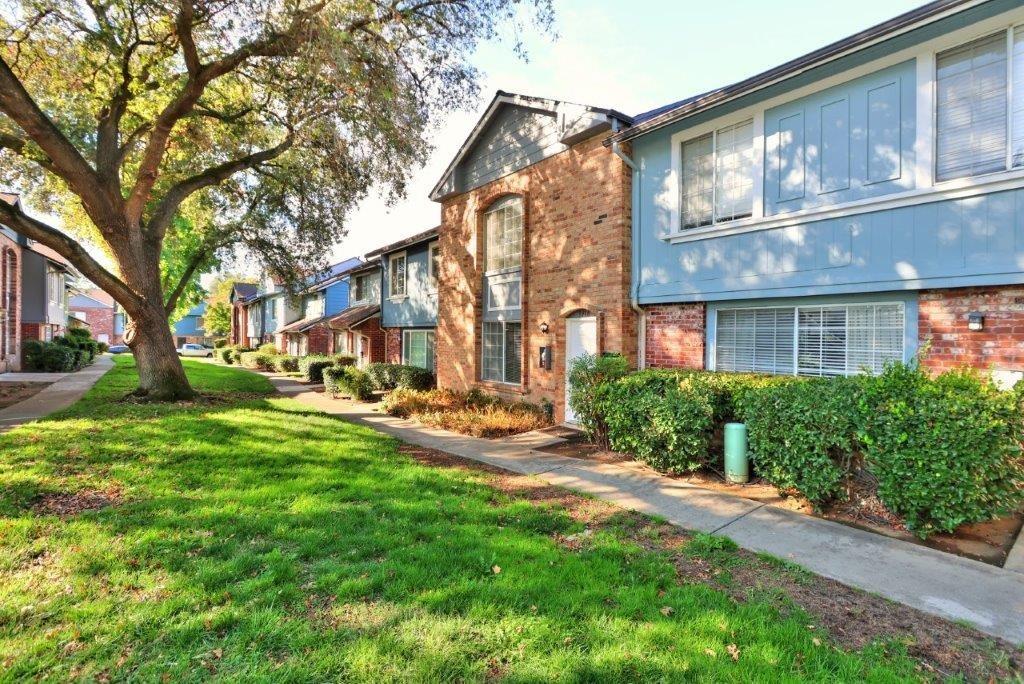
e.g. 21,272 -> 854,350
269,375 -> 1024,645
0,356 -> 114,432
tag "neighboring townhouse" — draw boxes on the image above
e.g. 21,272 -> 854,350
228,282 -> 258,347
430,91 -> 636,422
328,262 -> 385,366
21,240 -> 75,342
608,0 -> 1024,388
367,228 -> 439,372
173,302 -> 210,347
278,258 -> 362,355
0,193 -> 22,372
68,287 -> 125,345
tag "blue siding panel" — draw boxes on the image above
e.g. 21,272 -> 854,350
381,239 -> 438,328
323,281 -> 350,316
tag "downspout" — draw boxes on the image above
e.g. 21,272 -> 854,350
610,120 -> 646,369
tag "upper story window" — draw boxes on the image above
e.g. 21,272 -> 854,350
352,274 -> 367,302
389,252 -> 407,298
47,269 -> 62,305
936,27 -> 1024,181
484,197 -> 523,273
681,119 -> 754,229
428,243 -> 440,291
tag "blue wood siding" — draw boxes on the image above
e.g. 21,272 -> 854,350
381,240 -> 437,328
323,280 -> 350,316
764,60 -> 916,215
458,106 -> 560,194
173,303 -> 206,335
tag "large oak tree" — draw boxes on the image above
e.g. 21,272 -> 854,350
0,0 -> 550,398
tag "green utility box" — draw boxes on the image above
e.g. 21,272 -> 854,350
724,422 -> 749,484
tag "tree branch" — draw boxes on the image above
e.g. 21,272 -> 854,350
146,133 -> 294,241
0,200 -> 139,309
163,241 -> 218,315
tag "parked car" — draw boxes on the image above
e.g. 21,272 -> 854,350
107,344 -> 131,354
178,343 -> 213,358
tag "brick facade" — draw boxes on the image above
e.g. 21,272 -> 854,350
437,134 -> 636,421
918,286 -> 1024,374
644,303 -> 706,370
68,305 -> 116,344
306,325 -> 330,355
384,327 -> 402,364
0,239 -> 21,372
231,303 -> 248,347
346,317 -> 385,365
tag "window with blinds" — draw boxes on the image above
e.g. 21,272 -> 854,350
402,330 -> 435,372
714,302 -> 904,377
680,119 -> 754,229
481,321 -> 521,384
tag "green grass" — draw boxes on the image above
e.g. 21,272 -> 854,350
0,357 -> 925,681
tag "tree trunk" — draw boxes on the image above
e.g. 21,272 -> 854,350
126,303 -> 195,401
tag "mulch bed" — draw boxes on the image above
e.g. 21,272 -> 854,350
398,443 -> 1024,682
0,382 -> 51,409
32,487 -> 124,517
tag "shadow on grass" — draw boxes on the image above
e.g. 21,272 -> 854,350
0,359 -> 923,681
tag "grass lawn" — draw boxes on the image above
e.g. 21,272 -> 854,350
0,357 -> 1008,681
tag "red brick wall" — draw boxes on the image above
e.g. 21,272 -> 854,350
919,286 -> 1024,373
69,305 -> 114,343
0,240 -> 21,371
231,303 -> 248,346
384,327 -> 402,364
351,316 -> 385,364
306,325 -> 330,355
643,303 -> 706,370
436,134 -> 635,421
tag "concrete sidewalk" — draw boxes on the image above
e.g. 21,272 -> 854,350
0,356 -> 114,432
270,375 -> 1024,645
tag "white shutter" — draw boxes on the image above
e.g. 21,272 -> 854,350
936,31 -> 1008,181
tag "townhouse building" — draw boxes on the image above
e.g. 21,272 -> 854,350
367,228 -> 439,371
327,261 -> 385,366
21,241 -> 74,343
430,92 -> 637,423
69,288 -> 125,345
0,195 -> 21,372
173,303 -> 210,347
607,0 -> 1024,387
228,282 -> 258,347
278,260 -> 363,355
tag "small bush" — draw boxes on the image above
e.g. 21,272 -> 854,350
274,355 -> 300,373
324,365 -> 375,400
96,341 -> 109,354
858,364 -> 1024,537
567,353 -> 631,447
602,370 -> 715,474
334,354 -> 357,368
219,347 -> 234,364
41,343 -> 77,372
229,347 -> 249,364
22,339 -> 44,370
238,351 -> 261,369
365,362 -> 435,391
299,355 -> 335,383
214,339 -> 228,349
737,376 -> 860,507
257,342 -> 278,355
383,388 -> 550,438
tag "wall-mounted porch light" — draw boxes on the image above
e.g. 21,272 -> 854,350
539,321 -> 549,334
967,312 -> 985,332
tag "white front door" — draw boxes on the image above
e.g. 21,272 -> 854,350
564,315 -> 597,424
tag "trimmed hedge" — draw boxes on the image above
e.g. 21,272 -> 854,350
567,353 -> 631,447
22,330 -> 100,372
219,348 -> 234,364
298,355 -> 335,383
364,362 -> 435,391
274,355 -> 300,373
324,365 -> 374,400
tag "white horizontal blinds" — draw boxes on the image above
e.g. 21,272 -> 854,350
716,303 -> 903,377
936,31 -> 1008,181
481,322 -> 504,381
1013,27 -> 1024,167
681,133 -> 714,228
504,322 -> 522,384
714,119 -> 754,222
484,197 -> 523,272
715,308 -> 794,374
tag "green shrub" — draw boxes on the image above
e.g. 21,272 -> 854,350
324,365 -> 375,400
219,348 -> 234,364
230,347 -> 252,364
567,353 -> 631,447
96,341 -> 109,354
602,370 -> 715,474
299,355 -> 335,383
21,340 -> 44,370
214,339 -> 228,349
737,376 -> 859,508
41,343 -> 77,372
274,355 -> 300,373
239,351 -> 271,370
257,342 -> 278,355
334,354 -> 357,367
364,362 -> 435,391
858,364 -> 1024,537
66,328 -> 90,342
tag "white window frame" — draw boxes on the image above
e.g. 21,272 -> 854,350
661,4 -> 1024,245
427,242 -> 440,292
483,197 -> 523,276
480,320 -> 522,385
485,272 -> 522,312
708,299 -> 910,377
678,119 -> 757,229
388,251 -> 407,300
352,273 -> 367,303
402,329 -> 435,371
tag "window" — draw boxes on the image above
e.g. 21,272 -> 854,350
680,119 -> 754,228
402,330 -> 435,371
47,269 -> 62,304
71,310 -> 87,322
352,274 -> 367,302
481,321 -> 522,384
714,302 -> 904,377
389,253 -> 407,298
428,243 -> 440,291
484,197 -> 523,272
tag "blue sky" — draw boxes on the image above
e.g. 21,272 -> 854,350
330,0 -> 926,261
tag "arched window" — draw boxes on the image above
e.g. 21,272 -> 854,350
481,196 -> 523,384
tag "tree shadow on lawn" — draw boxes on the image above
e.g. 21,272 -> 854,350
0,392 -> 1010,681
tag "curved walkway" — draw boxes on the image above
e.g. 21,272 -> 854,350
0,355 -> 114,433
267,374 -> 1024,645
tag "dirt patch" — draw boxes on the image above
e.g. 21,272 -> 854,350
32,487 -> 123,517
398,442 -> 1023,682
0,381 -> 50,409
